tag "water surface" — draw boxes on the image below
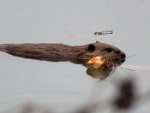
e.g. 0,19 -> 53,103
0,0 -> 150,112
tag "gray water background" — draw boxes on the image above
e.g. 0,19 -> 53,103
0,0 -> 150,112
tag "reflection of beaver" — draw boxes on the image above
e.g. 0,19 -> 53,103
0,41 -> 126,66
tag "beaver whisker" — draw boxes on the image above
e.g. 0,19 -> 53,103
126,55 -> 136,59
119,66 -> 135,71
120,65 -> 150,72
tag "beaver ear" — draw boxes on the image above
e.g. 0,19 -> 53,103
87,44 -> 96,52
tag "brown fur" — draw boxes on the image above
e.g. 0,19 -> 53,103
0,41 -> 126,66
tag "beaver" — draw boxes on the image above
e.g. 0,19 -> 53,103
0,41 -> 126,66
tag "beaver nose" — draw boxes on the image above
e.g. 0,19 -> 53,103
121,53 -> 126,59
120,53 -> 126,63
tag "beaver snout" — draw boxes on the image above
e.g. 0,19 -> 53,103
120,52 -> 126,63
115,51 -> 126,65
121,53 -> 126,59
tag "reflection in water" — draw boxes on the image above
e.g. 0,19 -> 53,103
86,68 -> 113,79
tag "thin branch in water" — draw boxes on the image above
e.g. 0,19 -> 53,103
94,30 -> 113,36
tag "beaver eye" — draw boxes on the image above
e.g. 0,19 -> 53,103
87,44 -> 96,52
104,48 -> 113,52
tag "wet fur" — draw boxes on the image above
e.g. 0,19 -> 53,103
0,41 -> 125,66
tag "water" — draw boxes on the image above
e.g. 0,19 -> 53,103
0,0 -> 150,113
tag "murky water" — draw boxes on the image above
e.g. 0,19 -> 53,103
0,0 -> 150,113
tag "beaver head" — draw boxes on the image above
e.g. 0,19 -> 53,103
82,41 -> 126,66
